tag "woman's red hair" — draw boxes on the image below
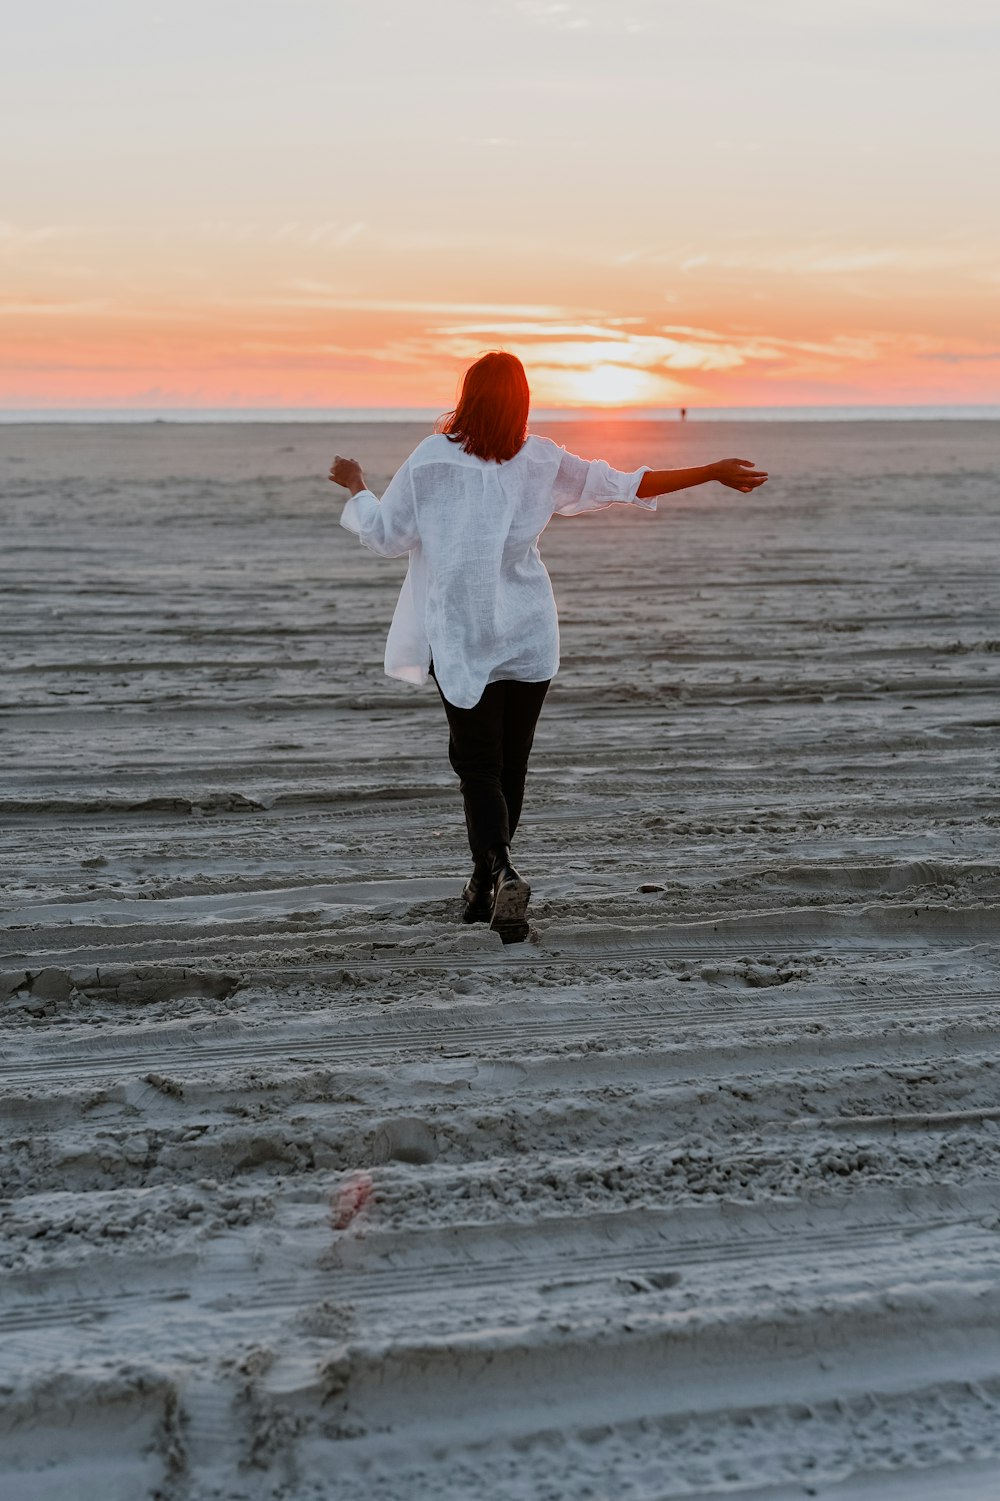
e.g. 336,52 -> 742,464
437,351 -> 529,463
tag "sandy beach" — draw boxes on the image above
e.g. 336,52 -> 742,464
2,417 -> 999,1499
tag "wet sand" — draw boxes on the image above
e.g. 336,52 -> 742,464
2,419 -> 999,1499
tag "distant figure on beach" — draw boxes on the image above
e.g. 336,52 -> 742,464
679,407 -> 687,421
329,352 -> 767,942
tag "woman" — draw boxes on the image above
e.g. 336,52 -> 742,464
329,352 -> 767,943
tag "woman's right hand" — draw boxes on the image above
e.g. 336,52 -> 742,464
710,458 -> 769,493
328,455 -> 367,495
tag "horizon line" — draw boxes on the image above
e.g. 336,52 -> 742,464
3,401 -> 1000,425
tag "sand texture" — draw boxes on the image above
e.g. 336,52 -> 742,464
2,419 -> 1000,1499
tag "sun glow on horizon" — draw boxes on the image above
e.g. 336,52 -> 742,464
540,362 -> 669,407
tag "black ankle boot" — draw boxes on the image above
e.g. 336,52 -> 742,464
461,856 -> 494,924
486,845 -> 531,943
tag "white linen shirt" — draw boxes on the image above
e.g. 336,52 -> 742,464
340,432 -> 653,709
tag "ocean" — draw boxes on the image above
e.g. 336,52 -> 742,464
2,404 -> 999,423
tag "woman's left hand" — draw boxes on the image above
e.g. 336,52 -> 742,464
329,455 -> 366,495
710,458 -> 769,493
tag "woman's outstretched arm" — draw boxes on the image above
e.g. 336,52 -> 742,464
547,441 -> 767,517
637,457 -> 768,498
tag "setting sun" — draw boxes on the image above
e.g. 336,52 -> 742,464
543,363 -> 668,407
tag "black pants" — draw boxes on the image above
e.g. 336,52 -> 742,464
433,675 -> 550,861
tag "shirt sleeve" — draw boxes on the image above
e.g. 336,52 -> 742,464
339,457 -> 418,557
550,445 -> 654,517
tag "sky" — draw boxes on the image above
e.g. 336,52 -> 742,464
3,0 -> 999,410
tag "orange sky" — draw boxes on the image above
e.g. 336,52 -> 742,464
4,1 -> 999,409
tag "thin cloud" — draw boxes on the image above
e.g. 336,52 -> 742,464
425,313 -> 889,374
515,0 -> 655,31
432,322 -> 622,340
516,1 -> 590,28
198,221 -> 367,248
678,245 -> 990,276
0,224 -> 88,250
263,294 -> 577,318
0,299 -> 111,315
916,350 -> 1000,363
